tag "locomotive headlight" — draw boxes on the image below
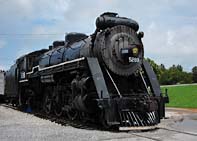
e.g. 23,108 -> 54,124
132,47 -> 138,56
121,48 -> 129,54
120,48 -> 130,59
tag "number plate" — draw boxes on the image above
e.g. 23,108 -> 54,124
129,57 -> 139,63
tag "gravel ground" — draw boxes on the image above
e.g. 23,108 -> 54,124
0,105 -> 197,141
0,106 -> 142,141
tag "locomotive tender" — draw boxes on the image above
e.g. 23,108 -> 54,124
4,12 -> 168,129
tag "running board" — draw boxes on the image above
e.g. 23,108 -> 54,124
86,57 -> 110,99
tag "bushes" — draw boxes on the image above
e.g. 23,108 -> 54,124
159,68 -> 192,85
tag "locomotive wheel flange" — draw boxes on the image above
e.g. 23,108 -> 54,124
67,108 -> 78,121
54,94 -> 63,117
66,91 -> 79,120
43,89 -> 53,114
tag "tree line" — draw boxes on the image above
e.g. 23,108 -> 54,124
146,58 -> 197,85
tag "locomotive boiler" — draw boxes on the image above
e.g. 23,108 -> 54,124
4,12 -> 168,129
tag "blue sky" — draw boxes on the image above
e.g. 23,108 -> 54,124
0,0 -> 197,72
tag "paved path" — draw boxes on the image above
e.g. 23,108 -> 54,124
161,83 -> 197,87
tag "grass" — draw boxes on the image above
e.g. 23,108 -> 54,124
161,84 -> 197,108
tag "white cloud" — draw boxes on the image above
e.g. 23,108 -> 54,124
17,0 -> 33,11
0,0 -> 197,72
143,22 -> 197,71
0,63 -> 11,70
166,31 -> 175,46
0,65 -> 5,70
0,40 -> 6,48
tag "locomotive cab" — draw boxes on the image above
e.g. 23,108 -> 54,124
17,49 -> 48,80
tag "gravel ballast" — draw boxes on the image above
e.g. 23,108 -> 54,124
0,105 -> 197,141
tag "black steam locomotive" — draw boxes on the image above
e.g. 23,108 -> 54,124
4,12 -> 168,129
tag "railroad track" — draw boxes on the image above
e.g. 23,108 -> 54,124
157,127 -> 197,136
126,127 -> 197,141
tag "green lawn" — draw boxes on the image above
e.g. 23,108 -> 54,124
161,85 -> 197,108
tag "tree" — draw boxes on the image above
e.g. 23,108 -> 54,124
192,66 -> 197,83
176,64 -> 183,72
146,58 -> 161,80
159,64 -> 192,85
159,70 -> 171,85
160,64 -> 166,71
145,58 -> 193,85
167,64 -> 191,84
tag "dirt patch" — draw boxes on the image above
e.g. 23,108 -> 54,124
166,107 -> 197,114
